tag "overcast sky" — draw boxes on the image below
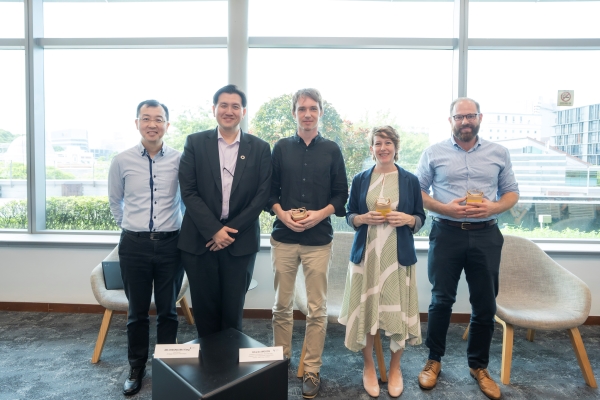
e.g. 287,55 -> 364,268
1,1 -> 599,149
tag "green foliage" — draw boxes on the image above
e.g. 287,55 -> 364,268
0,195 -> 598,240
397,131 -> 430,173
0,199 -> 27,229
259,212 -> 275,234
339,120 -> 371,183
250,93 -> 369,184
46,166 -> 76,179
0,196 -> 119,230
346,110 -> 429,174
500,225 -> 600,239
45,196 -> 118,230
251,93 -> 297,147
0,129 -> 17,144
78,161 -> 110,180
0,162 -> 76,180
258,211 -> 353,235
0,162 -> 26,179
251,93 -> 430,235
167,106 -> 216,152
251,93 -> 346,146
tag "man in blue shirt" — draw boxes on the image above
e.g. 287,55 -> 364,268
108,100 -> 184,396
415,98 -> 519,400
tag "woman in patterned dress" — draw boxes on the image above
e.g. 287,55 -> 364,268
339,126 -> 425,398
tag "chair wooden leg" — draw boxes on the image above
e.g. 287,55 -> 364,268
526,329 -> 535,342
297,336 -> 307,378
462,323 -> 470,341
178,296 -> 194,325
568,327 -> 598,388
495,316 -> 514,385
373,330 -> 388,383
92,309 -> 113,364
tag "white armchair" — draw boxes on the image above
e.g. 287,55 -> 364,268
90,245 -> 193,363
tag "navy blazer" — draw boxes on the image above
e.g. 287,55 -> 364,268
346,164 -> 425,266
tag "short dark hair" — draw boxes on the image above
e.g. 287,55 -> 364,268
136,99 -> 169,121
213,84 -> 247,108
368,125 -> 400,162
449,97 -> 480,115
291,88 -> 323,113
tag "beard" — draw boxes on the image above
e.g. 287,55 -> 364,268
452,122 -> 480,143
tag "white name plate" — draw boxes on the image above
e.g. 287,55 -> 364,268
154,344 -> 200,359
239,346 -> 284,363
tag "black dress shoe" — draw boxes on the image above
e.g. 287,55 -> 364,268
123,365 -> 146,396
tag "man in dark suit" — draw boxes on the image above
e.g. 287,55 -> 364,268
178,84 -> 272,338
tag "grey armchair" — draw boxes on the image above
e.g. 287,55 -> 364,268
90,245 -> 193,363
484,235 -> 596,387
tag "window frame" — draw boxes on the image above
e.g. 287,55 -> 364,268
1,0 -> 598,247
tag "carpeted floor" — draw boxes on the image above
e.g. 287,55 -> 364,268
0,311 -> 598,399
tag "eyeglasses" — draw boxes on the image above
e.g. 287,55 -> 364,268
138,117 -> 167,124
452,113 -> 479,122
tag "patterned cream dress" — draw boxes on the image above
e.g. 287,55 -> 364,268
339,170 -> 422,352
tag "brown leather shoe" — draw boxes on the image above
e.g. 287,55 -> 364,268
470,368 -> 501,400
418,359 -> 441,389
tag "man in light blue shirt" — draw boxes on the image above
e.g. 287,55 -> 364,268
415,98 -> 519,400
108,99 -> 184,397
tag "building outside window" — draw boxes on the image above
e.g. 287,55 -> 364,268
1,0 -> 599,240
0,0 -> 26,229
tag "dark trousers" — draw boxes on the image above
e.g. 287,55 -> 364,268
425,221 -> 503,369
182,249 -> 256,338
119,231 -> 184,367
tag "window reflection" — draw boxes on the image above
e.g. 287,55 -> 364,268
43,49 -> 226,230
0,50 -> 27,230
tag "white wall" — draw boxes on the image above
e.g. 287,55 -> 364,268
0,242 -> 598,317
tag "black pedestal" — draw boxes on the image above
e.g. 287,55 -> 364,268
152,328 -> 288,400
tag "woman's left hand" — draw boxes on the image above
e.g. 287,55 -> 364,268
386,211 -> 415,228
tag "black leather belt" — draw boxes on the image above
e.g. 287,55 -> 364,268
123,229 -> 179,240
433,217 -> 497,231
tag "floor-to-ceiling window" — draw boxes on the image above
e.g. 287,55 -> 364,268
3,0 -> 600,241
0,1 -> 26,230
468,1 -> 600,238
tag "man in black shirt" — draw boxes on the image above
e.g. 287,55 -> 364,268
268,88 -> 348,399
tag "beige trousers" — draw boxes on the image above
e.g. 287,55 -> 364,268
271,237 -> 332,373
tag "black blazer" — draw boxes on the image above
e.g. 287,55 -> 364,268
177,128 -> 272,256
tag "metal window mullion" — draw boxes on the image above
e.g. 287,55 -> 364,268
0,39 -> 25,49
468,38 -> 600,50
248,37 -> 454,50
228,0 -> 248,131
453,0 -> 468,99
37,37 -> 227,49
25,0 -> 46,232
